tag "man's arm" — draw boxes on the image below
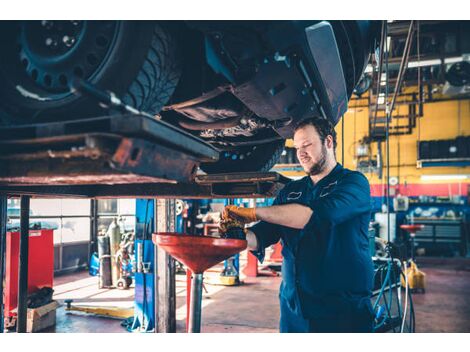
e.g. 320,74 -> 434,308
309,172 -> 371,226
224,201 -> 313,230
255,203 -> 313,230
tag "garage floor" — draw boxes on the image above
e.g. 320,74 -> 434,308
46,256 -> 470,333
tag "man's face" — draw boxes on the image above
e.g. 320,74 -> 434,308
293,124 -> 330,176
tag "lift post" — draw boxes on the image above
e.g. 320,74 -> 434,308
154,199 -> 177,333
0,196 -> 7,333
16,195 -> 30,333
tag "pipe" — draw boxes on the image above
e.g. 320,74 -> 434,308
178,116 -> 240,131
371,21 -> 386,134
188,273 -> 203,333
0,196 -> 7,333
213,136 -> 283,148
17,195 -> 30,333
390,21 -> 415,115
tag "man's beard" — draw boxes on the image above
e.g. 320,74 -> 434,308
306,145 -> 328,176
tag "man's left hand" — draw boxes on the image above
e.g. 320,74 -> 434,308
223,205 -> 257,223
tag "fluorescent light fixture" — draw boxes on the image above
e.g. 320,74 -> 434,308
420,174 -> 468,181
407,56 -> 464,69
407,59 -> 441,68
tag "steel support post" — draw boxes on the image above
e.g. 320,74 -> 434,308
17,195 -> 30,333
154,199 -> 176,333
188,273 -> 203,333
89,199 -> 98,259
0,196 -> 7,333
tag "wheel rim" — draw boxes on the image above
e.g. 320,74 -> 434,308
15,20 -> 120,97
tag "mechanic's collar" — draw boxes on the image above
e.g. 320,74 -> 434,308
308,162 -> 342,188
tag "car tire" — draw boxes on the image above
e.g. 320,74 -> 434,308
0,21 -> 181,125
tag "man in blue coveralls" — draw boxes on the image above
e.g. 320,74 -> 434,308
224,117 -> 374,333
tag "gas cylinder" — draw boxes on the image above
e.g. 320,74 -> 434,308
107,218 -> 122,287
97,235 -> 112,288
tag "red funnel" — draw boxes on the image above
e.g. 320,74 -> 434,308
400,224 -> 425,234
153,233 -> 247,274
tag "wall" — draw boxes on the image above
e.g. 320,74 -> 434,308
335,99 -> 470,197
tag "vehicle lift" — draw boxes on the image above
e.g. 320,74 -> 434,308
0,113 -> 289,332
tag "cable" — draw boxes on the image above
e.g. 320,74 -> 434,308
401,261 -> 409,333
417,20 -> 423,116
397,135 -> 401,190
390,259 -> 403,330
373,264 -> 389,329
385,22 -> 391,243
400,269 -> 416,332
380,262 -> 396,332
373,261 -> 391,312
373,243 -> 416,333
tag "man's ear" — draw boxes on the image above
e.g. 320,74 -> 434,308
325,135 -> 334,149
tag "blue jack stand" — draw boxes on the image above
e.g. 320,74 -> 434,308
130,198 -> 178,333
130,199 -> 155,332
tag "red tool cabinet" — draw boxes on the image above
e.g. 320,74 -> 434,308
3,229 -> 54,317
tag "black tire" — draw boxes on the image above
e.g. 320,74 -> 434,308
116,278 -> 127,290
0,21 -> 181,125
200,140 -> 285,174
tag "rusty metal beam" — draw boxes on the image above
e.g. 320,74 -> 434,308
0,114 -> 219,187
0,172 -> 288,199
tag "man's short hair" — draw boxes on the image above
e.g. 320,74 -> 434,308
294,117 -> 337,150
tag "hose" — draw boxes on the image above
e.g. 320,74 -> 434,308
373,256 -> 415,333
373,261 -> 392,312
401,261 -> 409,333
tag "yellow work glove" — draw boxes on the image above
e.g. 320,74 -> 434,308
223,205 -> 257,223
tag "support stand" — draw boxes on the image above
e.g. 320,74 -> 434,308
16,196 -> 30,333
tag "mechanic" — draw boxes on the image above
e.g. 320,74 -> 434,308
224,117 -> 374,333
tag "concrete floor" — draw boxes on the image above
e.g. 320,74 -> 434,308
45,255 -> 470,333
413,257 -> 470,333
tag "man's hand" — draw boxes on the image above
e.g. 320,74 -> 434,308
223,205 -> 257,223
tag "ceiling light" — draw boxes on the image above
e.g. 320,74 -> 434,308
420,174 -> 468,181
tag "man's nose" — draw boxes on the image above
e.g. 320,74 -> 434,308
298,149 -> 307,157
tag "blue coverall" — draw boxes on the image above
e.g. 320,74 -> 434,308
250,163 -> 374,333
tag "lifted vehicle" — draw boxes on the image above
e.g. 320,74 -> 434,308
0,20 -> 380,174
